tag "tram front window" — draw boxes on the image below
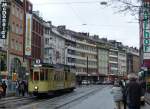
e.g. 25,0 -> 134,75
34,71 -> 39,81
40,71 -> 44,80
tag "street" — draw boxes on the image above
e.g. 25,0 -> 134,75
9,85 -> 149,109
68,86 -> 150,109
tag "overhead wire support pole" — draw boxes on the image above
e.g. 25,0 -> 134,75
87,56 -> 88,85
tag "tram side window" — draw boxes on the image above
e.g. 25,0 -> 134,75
34,71 -> 39,80
45,69 -> 48,80
65,72 -> 68,80
40,71 -> 44,81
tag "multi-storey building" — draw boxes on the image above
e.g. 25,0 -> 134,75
0,0 -> 25,92
65,31 -> 98,82
97,41 -> 109,81
108,48 -> 118,75
8,0 -> 25,78
126,47 -> 140,74
139,0 -> 150,69
118,48 -> 127,76
30,11 -> 43,66
43,22 -> 65,65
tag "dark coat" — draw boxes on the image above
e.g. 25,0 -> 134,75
126,79 -> 142,108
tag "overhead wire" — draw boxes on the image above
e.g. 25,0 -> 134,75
33,0 -> 107,5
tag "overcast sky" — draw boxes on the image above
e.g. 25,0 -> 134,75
30,0 -> 140,48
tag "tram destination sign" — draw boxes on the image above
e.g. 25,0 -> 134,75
0,1 -> 9,39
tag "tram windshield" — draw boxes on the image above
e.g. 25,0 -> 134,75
30,68 -> 48,81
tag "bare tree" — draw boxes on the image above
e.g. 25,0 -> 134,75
109,0 -> 142,16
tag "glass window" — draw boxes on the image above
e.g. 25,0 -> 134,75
40,71 -> 44,80
34,71 -> 39,80
45,69 -> 48,80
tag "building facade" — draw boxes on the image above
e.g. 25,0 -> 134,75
30,11 -> 43,66
126,47 -> 140,74
108,48 -> 118,75
65,31 -> 98,82
118,48 -> 127,76
43,22 -> 65,65
97,42 -> 109,81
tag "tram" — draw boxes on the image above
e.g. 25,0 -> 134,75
28,63 -> 76,96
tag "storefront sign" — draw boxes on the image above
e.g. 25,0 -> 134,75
25,13 -> 32,56
143,3 -> 150,59
0,1 -> 9,39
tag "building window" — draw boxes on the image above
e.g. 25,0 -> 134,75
19,42 -> 22,51
45,38 -> 49,45
19,24 -> 23,35
11,39 -> 15,49
16,7 -> 19,18
11,22 -> 15,32
20,11 -> 23,20
16,24 -> 19,34
12,5 -> 15,15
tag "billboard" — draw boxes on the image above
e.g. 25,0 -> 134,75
25,13 -> 32,56
0,1 -> 9,39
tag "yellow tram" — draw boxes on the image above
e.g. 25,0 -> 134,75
28,63 -> 76,96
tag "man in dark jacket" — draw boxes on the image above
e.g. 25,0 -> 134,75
126,73 -> 142,109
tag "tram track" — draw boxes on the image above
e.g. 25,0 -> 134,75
54,85 -> 108,109
19,85 -> 108,109
0,96 -> 36,105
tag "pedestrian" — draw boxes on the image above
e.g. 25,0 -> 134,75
139,79 -> 146,105
18,80 -> 22,96
0,82 -> 4,99
15,80 -> 20,96
126,73 -> 142,109
111,80 -> 123,109
20,80 -> 25,96
2,81 -> 7,97
119,79 -> 127,109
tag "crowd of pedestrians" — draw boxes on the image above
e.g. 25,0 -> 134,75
111,73 -> 146,109
15,80 -> 28,96
0,79 -> 28,99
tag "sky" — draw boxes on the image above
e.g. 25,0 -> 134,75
30,0 -> 140,48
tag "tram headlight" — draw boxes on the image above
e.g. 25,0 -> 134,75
34,86 -> 38,90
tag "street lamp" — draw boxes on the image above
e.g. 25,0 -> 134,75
100,1 -> 108,5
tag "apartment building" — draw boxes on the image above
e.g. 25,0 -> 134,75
97,41 -> 109,81
65,31 -> 98,82
30,11 -> 43,66
43,22 -> 65,65
109,48 -> 118,75
126,47 -> 140,74
8,0 -> 24,73
118,48 -> 127,76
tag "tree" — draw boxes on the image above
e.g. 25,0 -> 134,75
108,0 -> 142,16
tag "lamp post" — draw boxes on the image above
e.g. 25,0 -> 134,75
86,56 -> 89,84
100,1 -> 108,5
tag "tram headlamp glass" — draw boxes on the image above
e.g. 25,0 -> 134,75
34,86 -> 38,90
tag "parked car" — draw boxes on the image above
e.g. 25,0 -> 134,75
103,81 -> 113,85
82,80 -> 90,85
95,81 -> 103,85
